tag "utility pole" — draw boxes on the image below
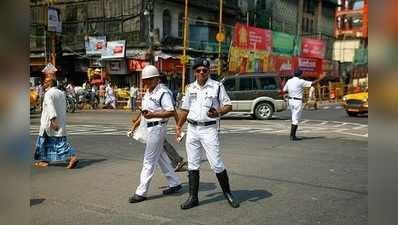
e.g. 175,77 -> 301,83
217,0 -> 224,77
181,0 -> 189,93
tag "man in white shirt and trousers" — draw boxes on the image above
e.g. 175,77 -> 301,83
283,69 -> 326,141
128,65 -> 182,203
176,59 -> 239,209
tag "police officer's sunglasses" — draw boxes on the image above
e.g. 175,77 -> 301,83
195,68 -> 208,73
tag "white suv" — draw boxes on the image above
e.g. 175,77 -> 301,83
222,73 -> 287,120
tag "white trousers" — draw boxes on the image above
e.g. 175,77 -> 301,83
135,124 -> 181,196
186,124 -> 225,173
288,99 -> 303,125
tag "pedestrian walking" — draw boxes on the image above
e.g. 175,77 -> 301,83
99,84 -> 105,105
33,78 -> 79,169
129,84 -> 138,112
105,82 -> 116,109
176,59 -> 239,209
283,70 -> 326,141
128,65 -> 182,203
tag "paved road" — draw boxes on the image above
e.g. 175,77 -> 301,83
30,109 -> 368,225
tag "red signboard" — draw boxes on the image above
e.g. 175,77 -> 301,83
234,23 -> 272,51
128,59 -> 148,72
269,55 -> 295,76
269,55 -> 322,78
301,38 -> 326,59
157,58 -> 183,74
296,57 -> 322,78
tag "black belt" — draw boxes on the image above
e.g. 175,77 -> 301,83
288,97 -> 302,101
187,119 -> 217,126
147,121 -> 167,128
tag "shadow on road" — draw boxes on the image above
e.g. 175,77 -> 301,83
159,182 -> 218,193
30,198 -> 46,206
47,158 -> 107,169
299,136 -> 326,140
201,189 -> 272,206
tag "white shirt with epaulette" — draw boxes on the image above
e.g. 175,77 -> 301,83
181,78 -> 232,122
283,77 -> 313,99
142,84 -> 174,122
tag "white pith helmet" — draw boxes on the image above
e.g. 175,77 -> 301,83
142,65 -> 160,80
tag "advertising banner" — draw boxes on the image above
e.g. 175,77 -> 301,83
228,47 -> 242,73
234,23 -> 272,51
272,31 -> 295,55
102,40 -> 126,59
156,58 -> 182,74
269,55 -> 295,76
301,38 -> 326,59
85,36 -> 106,55
297,57 -> 322,78
269,56 -> 322,77
128,59 -> 148,72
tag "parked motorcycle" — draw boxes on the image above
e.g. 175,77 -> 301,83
76,90 -> 98,110
66,94 -> 76,113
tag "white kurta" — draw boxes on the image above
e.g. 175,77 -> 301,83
39,87 -> 67,137
181,78 -> 231,173
283,77 -> 312,125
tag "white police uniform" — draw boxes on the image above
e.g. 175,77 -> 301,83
135,84 -> 181,197
283,76 -> 312,125
181,78 -> 231,173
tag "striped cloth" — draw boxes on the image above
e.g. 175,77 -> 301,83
34,134 -> 76,162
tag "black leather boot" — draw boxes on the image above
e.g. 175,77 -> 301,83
181,170 -> 199,210
290,125 -> 301,141
216,170 -> 240,208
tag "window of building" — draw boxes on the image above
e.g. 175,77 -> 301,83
163,9 -> 171,38
178,13 -> 184,37
196,17 -> 204,25
352,0 -> 364,10
303,0 -> 316,15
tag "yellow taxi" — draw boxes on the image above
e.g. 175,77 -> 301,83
341,91 -> 368,116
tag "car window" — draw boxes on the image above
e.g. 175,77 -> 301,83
223,78 -> 236,91
258,77 -> 278,90
239,77 -> 254,91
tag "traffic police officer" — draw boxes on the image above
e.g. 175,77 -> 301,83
283,69 -> 326,140
129,65 -> 182,203
176,59 -> 239,209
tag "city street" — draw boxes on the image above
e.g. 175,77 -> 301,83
30,108 -> 368,225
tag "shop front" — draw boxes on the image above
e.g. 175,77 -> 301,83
156,57 -> 183,93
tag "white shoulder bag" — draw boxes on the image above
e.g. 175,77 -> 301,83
133,116 -> 148,143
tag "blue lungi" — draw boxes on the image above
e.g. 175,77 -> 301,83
34,134 -> 76,162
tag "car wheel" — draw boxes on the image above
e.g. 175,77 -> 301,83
254,102 -> 274,120
347,111 -> 358,117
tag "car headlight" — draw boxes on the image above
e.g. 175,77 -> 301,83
342,96 -> 347,101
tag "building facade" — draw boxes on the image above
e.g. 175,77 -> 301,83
30,0 -> 242,89
333,0 -> 368,86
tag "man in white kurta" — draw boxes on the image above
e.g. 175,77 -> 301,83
34,78 -> 79,168
283,70 -> 326,140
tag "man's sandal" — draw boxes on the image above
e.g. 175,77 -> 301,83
33,161 -> 48,168
67,159 -> 79,169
